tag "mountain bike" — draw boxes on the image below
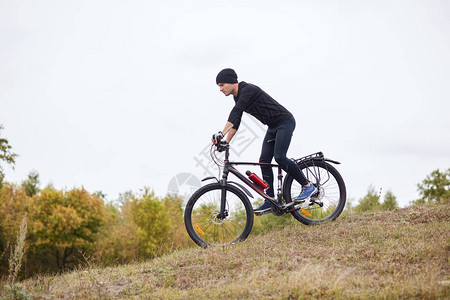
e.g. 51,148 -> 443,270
184,138 -> 346,248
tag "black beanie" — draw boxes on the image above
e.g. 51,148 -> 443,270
216,68 -> 238,84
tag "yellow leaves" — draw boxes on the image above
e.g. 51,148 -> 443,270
31,220 -> 45,232
48,205 -> 83,235
126,192 -> 172,257
29,187 -> 105,250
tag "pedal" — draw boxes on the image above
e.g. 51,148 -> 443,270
254,210 -> 272,216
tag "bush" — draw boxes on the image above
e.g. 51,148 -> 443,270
355,186 -> 398,212
414,168 -> 450,204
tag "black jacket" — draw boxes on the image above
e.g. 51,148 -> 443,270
228,82 -> 292,130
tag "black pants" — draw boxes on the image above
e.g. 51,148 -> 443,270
259,116 -> 308,197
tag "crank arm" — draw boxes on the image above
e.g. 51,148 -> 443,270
254,210 -> 272,216
282,202 -> 313,215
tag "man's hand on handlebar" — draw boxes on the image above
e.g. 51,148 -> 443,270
212,131 -> 223,145
212,131 -> 228,152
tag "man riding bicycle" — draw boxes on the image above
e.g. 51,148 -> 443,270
213,68 -> 317,214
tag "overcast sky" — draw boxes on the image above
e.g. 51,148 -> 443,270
1,0 -> 449,207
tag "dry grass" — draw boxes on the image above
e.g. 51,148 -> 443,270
7,215 -> 28,287
13,201 -> 450,299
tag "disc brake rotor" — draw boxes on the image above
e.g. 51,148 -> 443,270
313,186 -> 325,201
211,210 -> 225,225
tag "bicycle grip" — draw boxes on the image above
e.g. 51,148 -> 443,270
212,131 -> 223,144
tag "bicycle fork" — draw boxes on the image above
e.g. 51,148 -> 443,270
217,163 -> 230,220
217,181 -> 228,219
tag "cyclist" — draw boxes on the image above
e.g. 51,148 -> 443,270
213,68 -> 317,214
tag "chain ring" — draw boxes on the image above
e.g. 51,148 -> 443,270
271,204 -> 285,216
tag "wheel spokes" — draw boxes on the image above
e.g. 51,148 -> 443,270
191,189 -> 248,246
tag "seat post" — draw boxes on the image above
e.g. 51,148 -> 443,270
277,166 -> 283,202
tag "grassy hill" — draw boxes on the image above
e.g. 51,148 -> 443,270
14,201 -> 450,299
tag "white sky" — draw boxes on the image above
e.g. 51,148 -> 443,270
1,0 -> 449,207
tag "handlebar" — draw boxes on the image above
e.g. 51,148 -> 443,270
216,141 -> 229,152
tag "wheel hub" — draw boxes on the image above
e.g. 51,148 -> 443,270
312,186 -> 325,201
212,210 -> 226,225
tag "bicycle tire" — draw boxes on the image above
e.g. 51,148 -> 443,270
283,160 -> 346,225
184,183 -> 254,247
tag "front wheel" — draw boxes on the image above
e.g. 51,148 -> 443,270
184,183 -> 254,247
283,160 -> 346,225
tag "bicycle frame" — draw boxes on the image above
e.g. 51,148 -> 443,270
213,144 -> 286,219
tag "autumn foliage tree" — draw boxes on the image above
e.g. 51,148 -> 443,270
127,189 -> 171,258
162,195 -> 191,249
94,201 -> 140,264
27,187 -> 105,272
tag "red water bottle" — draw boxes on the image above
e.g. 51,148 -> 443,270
246,171 -> 269,191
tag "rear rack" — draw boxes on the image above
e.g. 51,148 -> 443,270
293,152 -> 324,163
293,151 -> 332,187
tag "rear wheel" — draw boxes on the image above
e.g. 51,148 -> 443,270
283,160 -> 346,225
184,183 -> 254,247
